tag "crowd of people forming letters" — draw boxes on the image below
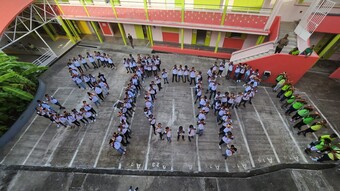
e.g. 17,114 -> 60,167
35,51 -> 339,162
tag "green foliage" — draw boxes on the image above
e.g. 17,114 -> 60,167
0,52 -> 47,137
2,86 -> 34,100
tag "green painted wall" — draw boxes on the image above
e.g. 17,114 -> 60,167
204,31 -> 211,46
84,0 -> 93,4
192,30 -> 197,44
162,27 -> 179,33
232,0 -> 264,12
194,0 -> 222,10
175,0 -> 184,7
315,34 -> 334,53
134,25 -> 144,39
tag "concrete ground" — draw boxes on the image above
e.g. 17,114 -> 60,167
0,41 -> 339,190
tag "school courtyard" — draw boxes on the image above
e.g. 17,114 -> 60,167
0,43 -> 339,190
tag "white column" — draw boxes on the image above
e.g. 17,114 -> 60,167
264,0 -> 284,31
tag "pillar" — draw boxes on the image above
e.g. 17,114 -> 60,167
318,34 -> 340,59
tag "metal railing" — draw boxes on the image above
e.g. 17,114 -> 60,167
32,49 -> 57,66
45,0 -> 273,15
230,41 -> 275,63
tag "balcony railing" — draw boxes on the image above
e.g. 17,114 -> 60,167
39,0 -> 273,34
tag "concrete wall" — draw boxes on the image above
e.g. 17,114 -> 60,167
183,29 -> 193,44
277,0 -> 307,22
310,32 -> 324,47
242,34 -> 258,49
152,26 -> 163,41
209,31 -> 225,47
123,24 -> 137,38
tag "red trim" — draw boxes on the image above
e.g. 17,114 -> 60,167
329,67 -> 340,79
222,38 -> 244,49
152,45 -> 231,59
269,16 -> 280,41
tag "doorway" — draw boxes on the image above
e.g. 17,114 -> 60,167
196,30 -> 207,45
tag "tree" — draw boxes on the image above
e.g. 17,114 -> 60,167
0,52 -> 47,136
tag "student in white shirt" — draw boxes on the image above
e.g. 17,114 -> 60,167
109,138 -> 126,155
87,92 -> 101,107
194,86 -> 202,104
82,101 -> 97,116
227,93 -> 235,108
177,126 -> 185,141
155,76 -> 162,91
239,90 -> 251,108
123,58 -> 131,73
45,94 -> 65,109
161,69 -> 169,84
165,127 -> 172,143
86,52 -> 98,69
73,57 -> 84,73
156,123 -> 164,140
234,92 -> 243,109
188,125 -> 196,142
218,62 -> 225,77
177,66 -> 184,83
83,74 -> 94,89
189,67 -> 196,85
149,115 -> 157,135
223,145 -> 237,159
75,75 -> 86,90
78,55 -> 91,71
172,65 -> 178,83
226,62 -> 234,79
218,131 -> 234,149
183,65 -> 189,83
94,85 -> 105,101
197,120 -> 206,136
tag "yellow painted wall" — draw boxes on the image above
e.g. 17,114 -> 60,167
134,25 -> 144,39
194,0 -> 222,9
232,0 -> 264,12
77,21 -> 92,34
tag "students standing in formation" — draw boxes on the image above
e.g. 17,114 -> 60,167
272,72 -> 339,162
110,71 -> 140,155
35,98 -> 98,128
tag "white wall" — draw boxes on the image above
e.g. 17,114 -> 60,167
183,29 -> 192,44
242,34 -> 258,49
152,26 -> 163,41
120,0 -> 144,7
277,0 -> 308,22
209,32 -> 225,47
150,0 -> 176,8
123,24 -> 137,38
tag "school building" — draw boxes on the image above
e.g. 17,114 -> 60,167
0,0 -> 340,83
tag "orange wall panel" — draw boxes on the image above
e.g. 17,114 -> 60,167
99,22 -> 113,36
223,38 -> 244,49
315,15 -> 340,34
162,32 -> 179,43
245,54 -> 319,84
329,67 -> 340,79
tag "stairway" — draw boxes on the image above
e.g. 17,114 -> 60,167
230,21 -> 299,63
278,22 -> 298,54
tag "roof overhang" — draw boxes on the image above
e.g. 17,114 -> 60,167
0,0 -> 34,34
